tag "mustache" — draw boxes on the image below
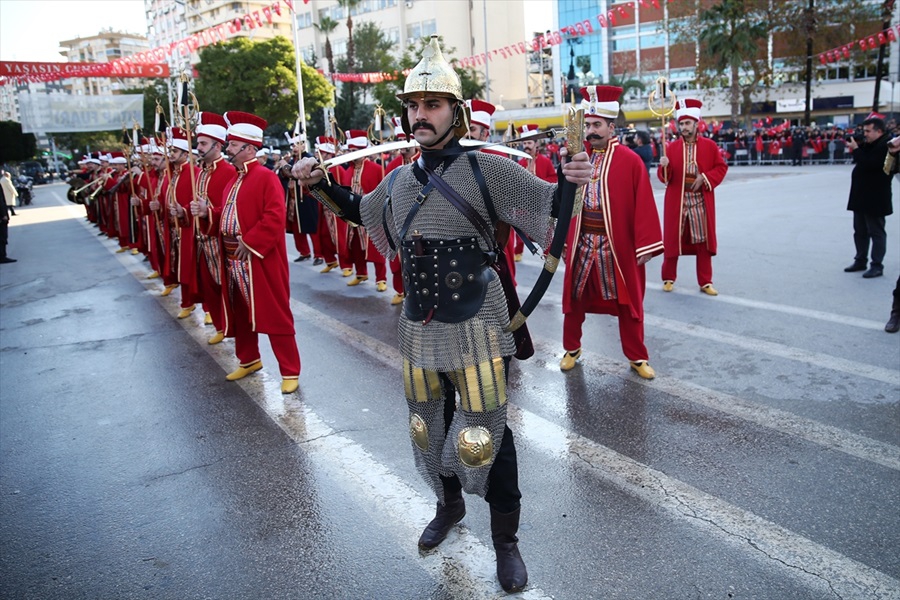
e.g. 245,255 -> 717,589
586,134 -> 603,141
411,122 -> 435,133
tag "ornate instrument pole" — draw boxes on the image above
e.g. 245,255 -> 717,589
647,76 -> 677,161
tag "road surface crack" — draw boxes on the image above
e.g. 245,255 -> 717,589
147,458 -> 224,482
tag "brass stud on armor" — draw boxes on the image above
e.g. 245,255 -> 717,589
410,413 -> 429,451
452,293 -> 460,301
457,426 -> 493,468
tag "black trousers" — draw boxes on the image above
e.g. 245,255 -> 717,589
0,218 -> 8,259
439,356 -> 522,514
852,211 -> 887,267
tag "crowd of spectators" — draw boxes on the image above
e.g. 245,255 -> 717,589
532,117 -> 900,168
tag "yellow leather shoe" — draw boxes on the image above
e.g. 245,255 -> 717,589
225,360 -> 262,381
320,261 -> 339,273
177,305 -> 196,319
160,284 -> 179,297
560,348 -> 582,371
115,247 -> 128,253
514,253 -> 523,262
281,378 -> 299,394
662,280 -> 674,292
629,360 -> 656,380
147,271 -> 160,280
341,268 -> 353,277
375,280 -> 388,292
347,275 -> 368,286
207,331 -> 225,345
700,284 -> 718,296
130,248 -> 140,255
204,312 -> 213,325
391,292 -> 405,306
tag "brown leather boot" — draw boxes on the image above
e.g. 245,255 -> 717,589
417,488 -> 465,549
491,506 -> 528,592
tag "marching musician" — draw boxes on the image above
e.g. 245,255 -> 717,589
189,112 -> 235,345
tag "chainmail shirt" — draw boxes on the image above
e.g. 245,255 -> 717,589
358,150 -> 557,372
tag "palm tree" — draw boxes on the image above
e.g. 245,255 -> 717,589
608,73 -> 645,99
697,0 -> 768,127
314,16 -> 339,74
337,0 -> 363,72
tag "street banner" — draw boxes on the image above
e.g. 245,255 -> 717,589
18,94 -> 144,134
0,61 -> 169,83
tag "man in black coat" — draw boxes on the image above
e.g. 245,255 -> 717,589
844,117 -> 893,278
0,183 -> 15,264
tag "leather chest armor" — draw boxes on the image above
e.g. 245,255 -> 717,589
400,236 -> 492,323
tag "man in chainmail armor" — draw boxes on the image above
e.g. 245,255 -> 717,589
293,35 -> 591,593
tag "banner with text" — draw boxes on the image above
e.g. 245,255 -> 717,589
19,94 -> 144,133
0,61 -> 169,84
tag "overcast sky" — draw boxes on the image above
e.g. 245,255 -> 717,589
0,0 -> 552,64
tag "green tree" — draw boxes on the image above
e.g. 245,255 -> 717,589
608,73 -> 646,99
337,0 -> 363,72
0,121 -> 37,163
314,16 -> 340,74
671,0 -> 879,128
44,131 -> 122,161
696,0 -> 770,128
195,36 -> 334,128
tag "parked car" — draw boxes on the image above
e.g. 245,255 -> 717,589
19,161 -> 47,184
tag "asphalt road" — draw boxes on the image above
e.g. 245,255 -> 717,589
1,165 -> 898,600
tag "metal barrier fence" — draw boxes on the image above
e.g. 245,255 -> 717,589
713,139 -> 855,166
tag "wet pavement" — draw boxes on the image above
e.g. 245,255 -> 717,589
1,165 -> 898,600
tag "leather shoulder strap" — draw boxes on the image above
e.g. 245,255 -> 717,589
423,162 -> 497,252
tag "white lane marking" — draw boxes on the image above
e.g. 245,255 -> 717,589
543,290 -> 900,386
287,301 -> 900,598
60,195 -> 551,600
515,406 -> 900,600
543,344 -> 900,472
644,282 -> 887,331
63,188 -> 900,597
645,313 -> 899,386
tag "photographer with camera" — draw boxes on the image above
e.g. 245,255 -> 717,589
844,117 -> 893,279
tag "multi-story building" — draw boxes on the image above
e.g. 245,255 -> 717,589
145,0 -> 189,73
498,0 -> 899,131
58,29 -> 151,96
293,0 -> 529,108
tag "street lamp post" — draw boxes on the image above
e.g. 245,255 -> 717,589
565,36 -> 582,104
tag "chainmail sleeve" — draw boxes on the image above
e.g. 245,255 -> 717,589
357,154 -> 559,372
472,152 -> 558,248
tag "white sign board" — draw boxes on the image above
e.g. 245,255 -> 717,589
18,94 -> 144,133
776,98 -> 807,113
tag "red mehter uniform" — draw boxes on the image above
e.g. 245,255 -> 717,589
657,130 -> 727,287
168,159 -> 202,306
195,155 -> 236,333
562,137 -> 664,362
340,158 -> 387,284
216,157 -> 300,379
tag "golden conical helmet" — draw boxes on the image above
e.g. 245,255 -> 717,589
397,35 -> 463,102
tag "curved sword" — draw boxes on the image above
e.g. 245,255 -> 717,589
318,128 -> 555,172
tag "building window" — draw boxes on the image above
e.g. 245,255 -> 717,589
297,11 -> 313,29
386,26 -> 400,45
421,19 -> 436,38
